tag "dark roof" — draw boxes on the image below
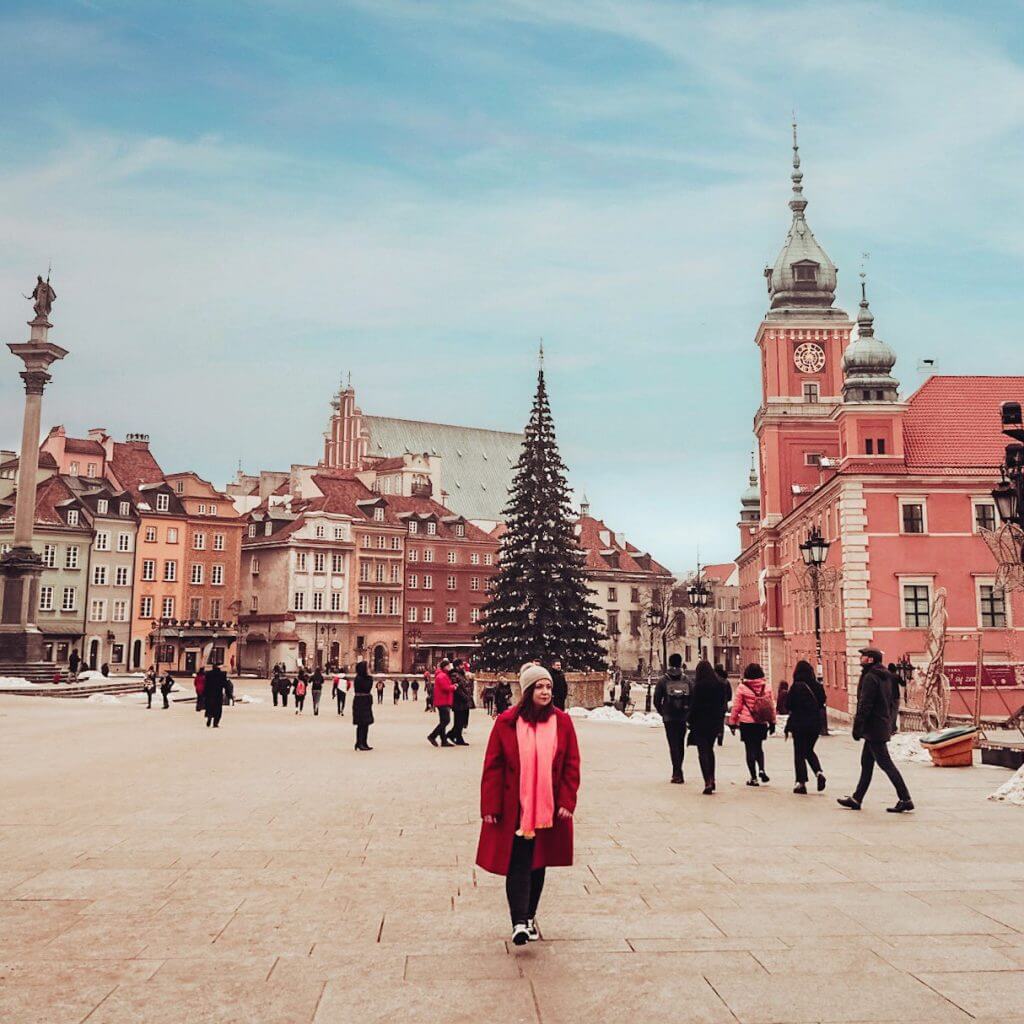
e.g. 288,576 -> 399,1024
0,451 -> 58,472
64,438 -> 105,456
0,475 -> 85,528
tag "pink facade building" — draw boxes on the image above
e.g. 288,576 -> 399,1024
737,129 -> 1024,718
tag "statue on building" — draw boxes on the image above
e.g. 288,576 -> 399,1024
26,275 -> 56,320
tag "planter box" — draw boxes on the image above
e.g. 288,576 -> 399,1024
474,671 -> 607,710
920,727 -> 977,767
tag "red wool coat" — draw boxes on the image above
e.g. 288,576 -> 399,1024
475,708 -> 581,876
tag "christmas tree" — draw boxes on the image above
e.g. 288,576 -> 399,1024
478,357 -> 607,671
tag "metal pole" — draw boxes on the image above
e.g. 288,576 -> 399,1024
974,632 -> 984,729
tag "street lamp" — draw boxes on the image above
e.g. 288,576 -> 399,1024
687,570 -> 710,662
894,655 -> 914,687
798,527 -> 830,682
645,605 -> 663,712
993,402 -> 1024,558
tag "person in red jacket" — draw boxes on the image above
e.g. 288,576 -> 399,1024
729,663 -> 776,786
427,659 -> 456,747
476,663 -> 581,946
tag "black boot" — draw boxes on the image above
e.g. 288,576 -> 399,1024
837,795 -> 862,810
887,799 -> 914,813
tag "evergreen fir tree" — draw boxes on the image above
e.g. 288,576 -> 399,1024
478,360 -> 607,671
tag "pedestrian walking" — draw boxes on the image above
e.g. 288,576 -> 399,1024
549,659 -> 568,711
143,672 -> 156,709
653,653 -> 690,784
393,680 -> 401,705
203,664 -> 227,728
224,675 -> 235,706
776,680 -> 790,716
838,648 -> 914,813
729,663 -> 776,786
447,660 -> 473,745
424,671 -> 434,711
427,659 -> 455,747
476,663 -> 581,946
160,673 -> 172,709
68,647 -> 80,682
411,677 -> 420,701
715,665 -> 732,746
311,669 -> 324,716
785,660 -> 827,794
332,673 -> 347,715
271,670 -> 280,707
281,670 -> 290,708
401,678 -> 410,701
688,661 -> 729,794
376,678 -> 385,704
294,673 -> 307,714
494,680 -> 513,715
352,661 -> 374,751
482,683 -> 495,716
193,667 -> 206,712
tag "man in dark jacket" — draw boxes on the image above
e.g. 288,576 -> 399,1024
549,659 -> 569,711
838,648 -> 913,813
203,665 -> 227,728
654,653 -> 690,783
714,665 -> 732,746
447,660 -> 474,745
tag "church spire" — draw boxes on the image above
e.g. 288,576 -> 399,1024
789,119 -> 807,217
842,268 -> 899,403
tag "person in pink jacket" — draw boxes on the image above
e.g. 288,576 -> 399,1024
728,663 -> 776,786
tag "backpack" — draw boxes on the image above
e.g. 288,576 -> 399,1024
296,680 -> 306,697
665,678 -> 690,714
750,690 -> 775,724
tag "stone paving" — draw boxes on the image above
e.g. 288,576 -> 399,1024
2,682 -> 1024,1023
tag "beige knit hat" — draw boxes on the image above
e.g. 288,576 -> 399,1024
519,663 -> 552,691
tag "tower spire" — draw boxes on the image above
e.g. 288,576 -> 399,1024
789,117 -> 806,216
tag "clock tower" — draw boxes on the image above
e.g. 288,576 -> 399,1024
753,124 -> 853,524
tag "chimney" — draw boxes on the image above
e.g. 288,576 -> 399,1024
125,432 -> 150,447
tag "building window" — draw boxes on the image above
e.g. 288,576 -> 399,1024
248,524 -> 257,539
163,560 -> 177,582
471,577 -> 480,591
39,586 -> 53,612
65,546 -> 80,569
607,586 -> 617,602
865,439 -> 874,455
198,503 -> 207,515
390,537 -> 401,551
408,606 -> 418,623
470,552 -> 480,565
359,595 -> 369,615
145,526 -> 157,542
447,551 -> 457,564
61,587 -> 77,611
484,554 -> 494,566
313,592 -> 324,611
69,461 -> 79,475
92,564 -> 108,586
162,596 -> 175,618
294,592 -> 305,611
87,463 -> 97,478
296,552 -> 307,571
97,499 -> 108,515
902,583 -> 931,628
67,509 -> 80,527
408,549 -> 419,562
330,592 -> 341,612
470,607 -> 480,624
211,564 -> 224,586
194,533 -> 206,550
423,574 -> 433,590
210,599 -> 221,618
372,595 -> 383,615
447,575 -> 457,590
142,559 -> 155,581
119,501 -> 130,517
156,493 -> 170,512
359,562 -> 370,583
374,563 -> 385,583
794,264 -> 817,283
174,480 -> 185,494
112,600 -> 128,622
117,532 -> 131,552
805,452 -> 823,466
140,595 -> 153,618
314,552 -> 326,573
455,524 -> 465,538
900,501 -> 926,534
390,564 -> 400,583
190,563 -> 204,585
426,521 -> 437,536
390,596 -> 400,615
802,382 -> 820,404
408,574 -> 418,589
446,606 -> 457,624
315,524 -> 325,539
208,504 -> 217,517
607,610 -> 619,635
409,521 -> 419,535
251,555 -> 260,575
42,544 -> 56,568
167,528 -> 178,544
115,566 -> 129,586
189,597 -> 202,619
630,587 -> 640,603
422,606 -> 433,623
423,549 -> 434,563
630,611 -> 641,636
974,501 -> 997,533
979,583 -> 1008,629
877,438 -> 887,455
213,534 -> 225,551
375,535 -> 385,550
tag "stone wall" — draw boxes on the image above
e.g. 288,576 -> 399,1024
474,671 -> 608,710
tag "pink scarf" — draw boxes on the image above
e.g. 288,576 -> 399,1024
515,714 -> 558,839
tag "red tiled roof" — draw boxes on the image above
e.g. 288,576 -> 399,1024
0,475 -> 81,527
0,451 -> 58,472
108,441 -> 166,500
64,438 -> 105,456
369,457 -> 406,472
904,376 -> 1024,469
575,515 -> 673,577
703,562 -> 736,584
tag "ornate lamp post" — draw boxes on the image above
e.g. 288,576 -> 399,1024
993,402 -> 1024,553
687,569 -> 710,662
645,605 -> 663,712
0,278 -> 66,670
798,528 -> 830,681
407,627 -> 422,671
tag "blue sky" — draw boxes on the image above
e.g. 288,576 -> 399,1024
2,1 -> 1023,570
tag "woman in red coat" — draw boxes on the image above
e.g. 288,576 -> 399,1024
476,663 -> 581,946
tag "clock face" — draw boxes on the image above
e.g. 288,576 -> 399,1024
794,342 -> 826,374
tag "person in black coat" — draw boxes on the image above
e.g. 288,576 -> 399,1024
785,660 -> 827,794
203,665 -> 227,728
653,653 -> 690,784
352,661 -> 374,751
687,661 -> 728,795
549,660 -> 569,711
714,665 -> 731,745
838,648 -> 913,812
447,661 -> 473,745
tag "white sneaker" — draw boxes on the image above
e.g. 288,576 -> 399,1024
525,919 -> 539,942
511,924 -> 530,946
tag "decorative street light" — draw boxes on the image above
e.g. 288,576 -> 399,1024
894,655 -> 915,687
645,605 -> 663,712
993,401 -> 1024,558
798,527 -> 830,682
687,567 -> 711,662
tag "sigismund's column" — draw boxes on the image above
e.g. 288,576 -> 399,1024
0,278 -> 67,668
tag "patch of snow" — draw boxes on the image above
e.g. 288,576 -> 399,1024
989,765 -> 1024,806
77,670 -> 145,682
86,693 -> 121,705
570,706 -> 662,728
890,733 -> 932,764
0,676 -> 40,689
235,694 -> 262,704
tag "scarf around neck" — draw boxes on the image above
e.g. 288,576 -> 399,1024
515,713 -> 558,839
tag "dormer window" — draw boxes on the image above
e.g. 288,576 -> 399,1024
264,521 -> 273,536
373,506 -> 385,523
409,521 -> 418,535
67,509 -> 79,526
97,499 -> 108,515
248,524 -> 256,538
119,501 -> 130,516
156,493 -> 170,512
455,523 -> 465,538
174,480 -> 184,493
315,524 -> 325,538
426,521 -> 437,536
793,262 -> 817,284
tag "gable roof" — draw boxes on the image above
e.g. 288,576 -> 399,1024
108,441 -> 166,500
0,451 -> 58,473
0,475 -> 84,528
904,376 -> 1024,470
703,562 -> 737,585
575,514 -> 673,578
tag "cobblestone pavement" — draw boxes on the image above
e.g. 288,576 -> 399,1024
2,682 -> 1024,1023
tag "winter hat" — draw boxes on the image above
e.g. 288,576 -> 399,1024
859,647 -> 883,663
743,663 -> 766,681
519,663 -> 552,692
793,660 -> 817,685
668,653 -> 683,669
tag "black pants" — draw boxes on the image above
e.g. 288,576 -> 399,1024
356,722 -> 370,748
791,728 -> 823,784
272,688 -> 279,707
693,737 -> 716,785
146,691 -> 153,708
195,694 -> 204,712
402,687 -> 409,700
663,720 -> 686,777
412,688 -> 419,701
506,835 -> 546,926
853,739 -> 911,802
448,707 -> 469,743
312,691 -> 321,715
162,692 -> 169,709
739,723 -> 767,778
428,706 -> 452,744
282,691 -> 289,707
336,690 -> 346,713
206,708 -> 222,727
295,695 -> 305,712
376,689 -> 383,704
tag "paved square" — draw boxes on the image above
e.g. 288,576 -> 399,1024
2,684 -> 1024,1023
